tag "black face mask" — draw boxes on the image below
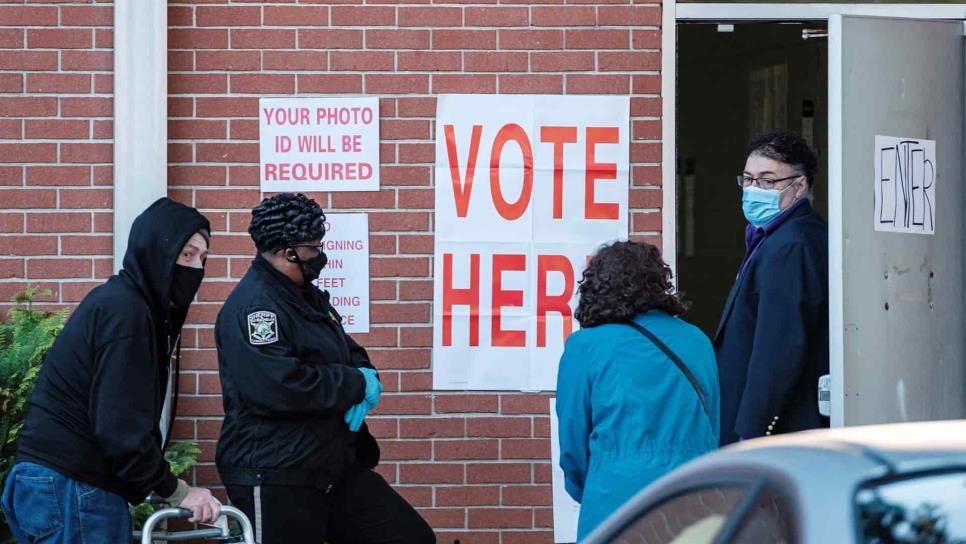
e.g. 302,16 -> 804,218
170,264 -> 205,309
287,249 -> 328,284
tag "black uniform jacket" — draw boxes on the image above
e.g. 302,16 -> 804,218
215,254 -> 377,492
17,198 -> 210,503
714,202 -> 830,446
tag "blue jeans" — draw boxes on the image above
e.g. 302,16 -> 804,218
1,462 -> 131,544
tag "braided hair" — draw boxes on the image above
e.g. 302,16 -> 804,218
249,193 -> 326,253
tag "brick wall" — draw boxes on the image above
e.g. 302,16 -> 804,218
3,1 -> 664,542
0,2 -> 114,315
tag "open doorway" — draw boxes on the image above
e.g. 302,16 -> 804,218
676,21 -> 829,337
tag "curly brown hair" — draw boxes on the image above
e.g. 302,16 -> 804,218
574,240 -> 687,328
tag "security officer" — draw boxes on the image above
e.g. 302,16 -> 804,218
215,193 -> 435,544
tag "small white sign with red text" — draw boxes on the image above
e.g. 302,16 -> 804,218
313,213 -> 370,333
260,97 -> 380,193
433,95 -> 630,391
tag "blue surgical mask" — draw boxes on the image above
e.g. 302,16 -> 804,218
742,186 -> 787,227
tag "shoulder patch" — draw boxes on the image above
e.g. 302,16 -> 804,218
247,311 -> 279,345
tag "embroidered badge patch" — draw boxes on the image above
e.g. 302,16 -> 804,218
247,311 -> 278,345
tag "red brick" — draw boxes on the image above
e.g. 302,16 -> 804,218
93,212 -> 112,233
169,28 -> 229,50
567,74 -> 630,94
196,51 -> 260,71
632,74 -> 661,95
196,143 -> 258,163
467,417 -> 531,437
436,486 -> 499,507
27,28 -> 91,49
0,74 -> 21,94
298,74 -> 363,94
434,439 -> 498,461
60,6 -> 112,26
0,259 -> 23,279
298,29 -> 364,50
397,145 -> 433,165
0,143 -> 56,163
264,6 -> 329,26
93,74 -> 112,94
168,6 -> 194,27
435,395 -> 498,414
380,119 -> 429,140
197,6 -> 261,26
94,29 -> 112,49
229,166 -> 259,187
398,7 -> 461,27
0,96 -> 57,117
634,29 -> 661,50
25,212 -> 90,234
397,51 -> 461,72
398,280 -> 432,300
432,74 -> 496,94
0,189 -> 54,209
0,7 -> 58,27
632,165 -> 662,187
630,188 -> 662,209
531,51 -> 594,72
0,235 -> 57,256
0,120 -> 20,140
633,119 -> 662,141
60,188 -> 112,209
61,143 -> 112,164
0,167 -> 21,186
399,463 -> 463,484
169,73 -> 227,94
169,97 -> 193,118
0,51 -> 58,71
399,417 -> 464,438
532,6 -> 595,26
600,51 -> 661,72
169,143 -> 192,163
0,214 -> 23,233
61,51 -> 112,71
502,531 -> 554,544
417,508 -> 465,529
262,51 -> 327,71
399,369 -> 433,390
365,30 -> 426,50
503,485 -> 552,506
464,7 -> 527,26
169,120 -> 227,141
464,51 -> 526,72
61,235 -> 111,256
92,121 -> 111,140
0,29 -> 23,48
380,440 -> 432,461
331,6 -> 395,26
364,74 -> 429,95
196,97 -> 259,118
500,29 -> 562,50
169,50 -> 193,71
599,6 -> 661,26
500,75 -> 562,94
61,97 -> 111,118
24,120 -> 88,140
373,393 -> 432,416
631,142 -> 662,163
467,464 -> 530,484
229,120 -> 259,141
60,281 -> 101,302
331,51 -> 394,71
177,396 -> 224,417
231,29 -> 295,49
194,189 -> 260,210
231,73 -> 295,94
502,438 -> 551,460
27,258 -> 93,279
566,28 -> 629,50
433,30 -> 495,50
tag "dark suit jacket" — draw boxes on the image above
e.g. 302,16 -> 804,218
714,202 -> 830,446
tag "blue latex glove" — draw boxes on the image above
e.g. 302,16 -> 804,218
345,402 -> 368,432
358,367 -> 382,409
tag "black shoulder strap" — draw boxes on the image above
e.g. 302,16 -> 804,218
626,321 -> 710,417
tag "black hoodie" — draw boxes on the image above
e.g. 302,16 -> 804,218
16,198 -> 210,504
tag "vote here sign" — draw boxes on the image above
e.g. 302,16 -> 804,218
260,97 -> 380,193
433,95 -> 629,391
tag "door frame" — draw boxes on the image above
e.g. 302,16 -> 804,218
663,3 -> 966,428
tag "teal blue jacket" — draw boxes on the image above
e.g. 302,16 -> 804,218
556,311 -> 720,541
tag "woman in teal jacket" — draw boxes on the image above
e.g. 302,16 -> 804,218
556,241 -> 720,541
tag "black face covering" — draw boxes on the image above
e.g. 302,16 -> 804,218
288,250 -> 328,284
170,264 -> 205,309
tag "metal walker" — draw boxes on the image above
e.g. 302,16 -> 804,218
134,505 -> 256,544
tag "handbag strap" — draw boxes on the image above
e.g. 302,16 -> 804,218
626,321 -> 711,417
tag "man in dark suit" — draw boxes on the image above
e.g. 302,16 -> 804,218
715,132 -> 829,446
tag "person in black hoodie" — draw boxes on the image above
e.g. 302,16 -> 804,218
215,193 -> 434,544
1,198 -> 223,544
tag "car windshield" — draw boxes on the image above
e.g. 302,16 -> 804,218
856,470 -> 966,544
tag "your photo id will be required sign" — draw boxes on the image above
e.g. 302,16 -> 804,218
259,97 -> 380,193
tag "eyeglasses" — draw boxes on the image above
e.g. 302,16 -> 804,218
736,174 -> 803,190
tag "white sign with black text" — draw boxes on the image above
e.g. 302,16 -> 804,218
874,135 -> 936,235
